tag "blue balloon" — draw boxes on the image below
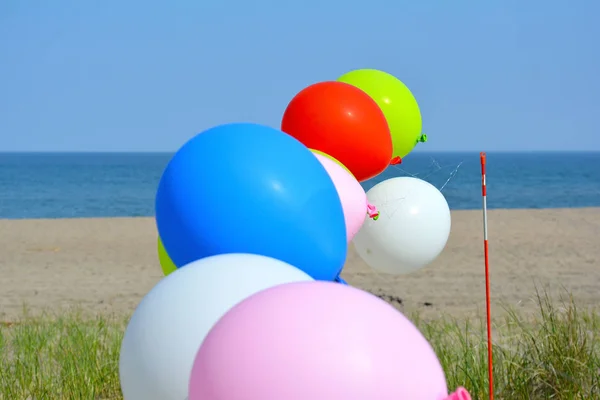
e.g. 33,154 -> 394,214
155,123 -> 347,281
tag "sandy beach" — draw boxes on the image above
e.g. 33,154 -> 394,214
1,208 -> 599,320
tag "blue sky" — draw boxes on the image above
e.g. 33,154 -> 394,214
1,0 -> 599,152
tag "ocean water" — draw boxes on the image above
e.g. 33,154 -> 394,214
0,152 -> 598,219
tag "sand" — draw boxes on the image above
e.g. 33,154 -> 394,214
1,208 -> 599,321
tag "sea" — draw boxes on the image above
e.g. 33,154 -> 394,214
0,152 -> 598,219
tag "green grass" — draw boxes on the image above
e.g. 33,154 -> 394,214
1,292 -> 598,399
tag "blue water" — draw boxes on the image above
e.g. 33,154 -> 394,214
0,152 -> 598,219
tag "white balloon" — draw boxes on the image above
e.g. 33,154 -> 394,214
352,177 -> 451,274
119,254 -> 313,400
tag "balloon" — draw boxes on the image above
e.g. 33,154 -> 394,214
157,237 -> 176,276
155,122 -> 347,281
281,81 -> 392,182
337,69 -> 425,162
310,149 -> 352,176
188,281 -> 448,400
312,152 -> 366,243
119,254 -> 313,400
353,177 -> 451,274
446,388 -> 472,400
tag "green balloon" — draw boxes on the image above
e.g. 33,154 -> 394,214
157,237 -> 177,276
338,69 -> 424,160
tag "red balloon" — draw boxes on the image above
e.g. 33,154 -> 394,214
281,81 -> 393,182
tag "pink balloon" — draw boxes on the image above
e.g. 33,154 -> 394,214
313,153 -> 367,242
188,281 -> 449,400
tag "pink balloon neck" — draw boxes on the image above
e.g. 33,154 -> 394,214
366,202 -> 379,220
444,387 -> 471,400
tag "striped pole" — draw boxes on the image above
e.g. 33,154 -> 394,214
480,152 -> 494,400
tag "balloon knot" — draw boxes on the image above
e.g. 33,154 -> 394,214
334,276 -> 348,285
418,133 -> 428,143
367,203 -> 379,220
390,156 -> 402,165
444,387 -> 471,400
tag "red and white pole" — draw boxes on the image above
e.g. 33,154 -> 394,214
480,152 -> 494,400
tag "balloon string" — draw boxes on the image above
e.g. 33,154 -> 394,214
439,161 -> 464,192
366,202 -> 379,220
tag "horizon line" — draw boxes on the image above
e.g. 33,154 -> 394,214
1,150 -> 599,154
